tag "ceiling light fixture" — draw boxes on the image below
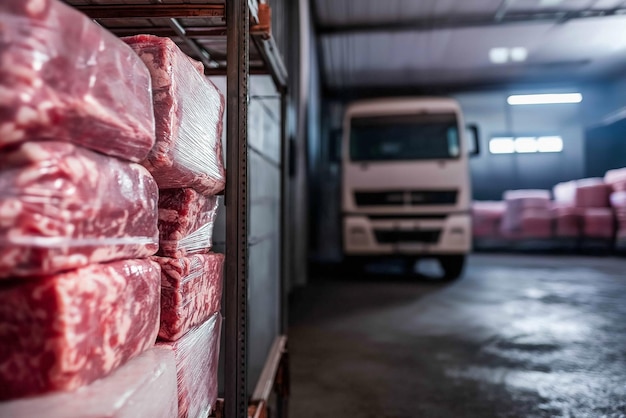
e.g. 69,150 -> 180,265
514,137 -> 539,153
510,47 -> 528,62
507,93 -> 583,105
489,137 -> 515,154
489,47 -> 509,64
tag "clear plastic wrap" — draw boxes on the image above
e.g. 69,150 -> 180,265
154,253 -> 224,342
574,178 -> 610,208
553,181 -> 577,205
0,142 -> 159,278
158,189 -> 219,257
0,259 -> 161,400
0,0 -> 155,162
501,190 -> 551,235
124,35 -> 225,195
0,347 -> 178,418
604,167 -> 626,191
158,313 -> 222,418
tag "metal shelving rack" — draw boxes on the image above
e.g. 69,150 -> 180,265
64,2 -> 289,417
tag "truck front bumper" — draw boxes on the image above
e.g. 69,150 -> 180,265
343,213 -> 471,255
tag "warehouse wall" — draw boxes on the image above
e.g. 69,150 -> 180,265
455,88 -> 586,200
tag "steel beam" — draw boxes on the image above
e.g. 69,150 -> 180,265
317,8 -> 626,35
73,3 -> 224,19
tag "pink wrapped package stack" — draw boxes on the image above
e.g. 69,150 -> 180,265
0,0 -> 155,162
472,201 -> 505,238
158,313 -> 222,418
0,259 -> 161,400
158,189 -> 219,257
552,205 -> 580,238
582,208 -> 614,239
0,142 -> 159,278
124,35 -> 225,195
574,178 -> 610,208
0,347 -> 178,418
610,191 -> 626,238
605,167 -> 626,192
154,253 -> 224,342
501,190 -> 552,237
553,181 -> 577,205
519,209 -> 553,239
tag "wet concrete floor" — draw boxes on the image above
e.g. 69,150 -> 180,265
288,254 -> 626,417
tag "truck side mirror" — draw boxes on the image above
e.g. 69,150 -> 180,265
466,124 -> 480,156
329,128 -> 343,163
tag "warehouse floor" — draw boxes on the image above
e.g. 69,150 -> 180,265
288,254 -> 626,418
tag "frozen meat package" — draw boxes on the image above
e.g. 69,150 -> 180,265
158,313 -> 222,418
0,142 -> 159,278
124,35 -> 226,195
0,0 -> 155,162
158,188 -> 220,257
154,253 -> 224,341
0,259 -> 161,400
0,347 -> 177,418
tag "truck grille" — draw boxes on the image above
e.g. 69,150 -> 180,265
374,229 -> 442,244
355,190 -> 457,207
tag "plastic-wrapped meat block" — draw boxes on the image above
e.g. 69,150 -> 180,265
154,253 -> 223,342
0,259 -> 161,400
519,209 -> 553,239
501,190 -> 551,234
0,0 -> 155,162
574,178 -> 610,208
158,313 -> 222,418
610,191 -> 626,233
605,168 -> 626,192
582,208 -> 614,238
0,347 -> 177,417
158,189 -> 219,257
0,142 -> 159,278
124,35 -> 225,195
553,181 -> 577,205
552,205 -> 580,238
472,201 -> 505,238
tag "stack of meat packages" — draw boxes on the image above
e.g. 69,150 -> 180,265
605,168 -> 626,242
124,34 -> 226,418
500,190 -> 552,239
553,178 -> 613,240
0,0 -> 177,416
0,2 -> 225,418
471,201 -> 506,239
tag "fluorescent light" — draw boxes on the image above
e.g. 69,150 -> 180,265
510,47 -> 528,62
489,137 -> 515,154
537,136 -> 563,152
507,93 -> 582,105
489,47 -> 509,64
515,137 -> 538,153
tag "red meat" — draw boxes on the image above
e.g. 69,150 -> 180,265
154,253 -> 224,342
158,188 -> 219,257
0,259 -> 161,400
124,35 -> 225,195
158,313 -> 222,418
0,0 -> 155,162
0,142 -> 159,278
0,347 -> 178,417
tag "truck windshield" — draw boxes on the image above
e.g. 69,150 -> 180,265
349,113 -> 460,161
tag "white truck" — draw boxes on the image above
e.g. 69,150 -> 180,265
341,97 -> 477,279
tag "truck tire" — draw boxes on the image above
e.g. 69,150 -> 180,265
439,255 -> 466,280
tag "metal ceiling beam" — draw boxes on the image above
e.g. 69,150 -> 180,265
73,4 -> 225,19
108,26 -> 228,38
316,8 -> 626,35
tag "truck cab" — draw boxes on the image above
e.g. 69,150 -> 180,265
341,97 -> 474,279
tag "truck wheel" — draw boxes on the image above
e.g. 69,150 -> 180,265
439,255 -> 466,280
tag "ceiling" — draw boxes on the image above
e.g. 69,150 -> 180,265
312,0 -> 626,92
